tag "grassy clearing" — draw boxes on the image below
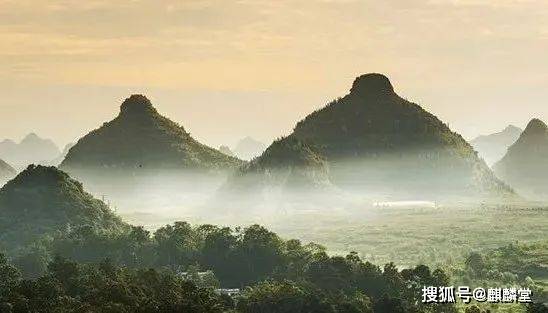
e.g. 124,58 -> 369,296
267,204 -> 547,268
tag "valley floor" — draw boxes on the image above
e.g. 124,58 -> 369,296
121,203 -> 547,268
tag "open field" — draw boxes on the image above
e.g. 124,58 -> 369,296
121,202 -> 547,269
268,204 -> 548,268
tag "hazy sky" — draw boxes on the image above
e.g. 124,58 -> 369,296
1,0 -> 548,149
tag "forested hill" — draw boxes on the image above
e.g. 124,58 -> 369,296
0,159 -> 16,184
0,165 -> 127,252
229,136 -> 333,192
231,73 -> 514,200
291,73 -> 488,161
60,94 -> 243,172
494,118 -> 548,199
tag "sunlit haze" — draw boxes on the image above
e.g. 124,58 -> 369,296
2,0 -> 548,147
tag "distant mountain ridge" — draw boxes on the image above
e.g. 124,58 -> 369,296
219,145 -> 235,157
50,142 -> 75,166
60,95 -> 243,172
233,137 -> 266,161
0,133 -> 61,169
229,73 -> 514,201
471,125 -> 522,166
494,118 -> 548,199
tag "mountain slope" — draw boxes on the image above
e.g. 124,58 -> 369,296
0,165 -> 127,251
0,159 -> 16,184
60,95 -> 243,171
0,133 -> 61,169
230,73 -> 514,200
230,137 -> 332,192
494,119 -> 548,199
48,142 -> 75,166
471,125 -> 522,166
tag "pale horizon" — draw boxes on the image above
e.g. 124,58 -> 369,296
2,0 -> 548,148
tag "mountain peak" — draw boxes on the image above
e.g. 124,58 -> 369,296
21,133 -> 41,144
523,118 -> 547,135
4,164 -> 80,191
494,118 -> 548,199
120,94 -> 157,116
61,95 -> 242,171
503,125 -> 522,134
24,132 -> 39,139
0,164 -> 127,249
350,73 -> 394,96
232,73 -> 514,200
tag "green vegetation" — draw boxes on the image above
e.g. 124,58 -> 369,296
0,224 -> 462,313
60,94 -> 243,171
495,119 -> 548,200
0,165 -> 127,255
268,205 -> 547,269
1,220 -> 545,312
455,243 -> 547,306
229,137 -> 332,191
233,73 -> 514,200
0,166 -> 462,312
0,166 -> 545,312
292,74 -> 471,157
0,255 -> 230,313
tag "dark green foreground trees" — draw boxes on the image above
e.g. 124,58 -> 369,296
2,223 -> 545,312
0,255 -> 229,313
0,247 -> 457,313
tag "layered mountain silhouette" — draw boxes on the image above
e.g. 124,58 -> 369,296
233,137 -> 267,160
0,159 -> 16,185
471,125 -> 522,166
0,133 -> 61,169
60,95 -> 242,172
50,142 -> 75,166
219,145 -> 235,157
494,119 -> 548,199
0,165 -> 126,251
228,73 -> 514,200
229,137 -> 332,194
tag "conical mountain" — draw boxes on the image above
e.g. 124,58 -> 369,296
0,158 -> 16,184
0,165 -> 127,250
60,95 -> 242,172
494,118 -> 548,199
230,73 -> 514,200
233,136 -> 267,160
471,125 -> 522,166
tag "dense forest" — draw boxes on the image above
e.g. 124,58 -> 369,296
1,223 -> 546,313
